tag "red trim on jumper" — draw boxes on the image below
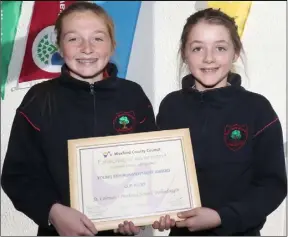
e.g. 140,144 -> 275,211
253,117 -> 278,138
140,117 -> 147,124
19,111 -> 40,132
103,69 -> 109,78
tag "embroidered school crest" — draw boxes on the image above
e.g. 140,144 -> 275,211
113,111 -> 136,133
224,124 -> 248,151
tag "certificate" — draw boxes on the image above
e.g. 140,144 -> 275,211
68,128 -> 201,231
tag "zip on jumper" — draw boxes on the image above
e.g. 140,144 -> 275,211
90,84 -> 94,95
90,84 -> 97,136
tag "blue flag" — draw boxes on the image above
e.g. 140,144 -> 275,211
94,1 -> 142,78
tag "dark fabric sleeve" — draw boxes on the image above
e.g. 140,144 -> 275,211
214,98 -> 287,235
1,93 -> 60,228
135,86 -> 157,132
156,94 -> 175,131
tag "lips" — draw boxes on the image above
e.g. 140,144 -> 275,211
201,67 -> 219,73
76,58 -> 98,64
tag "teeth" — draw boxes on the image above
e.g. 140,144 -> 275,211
202,68 -> 218,72
77,59 -> 97,64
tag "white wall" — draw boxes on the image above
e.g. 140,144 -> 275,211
1,1 -> 286,236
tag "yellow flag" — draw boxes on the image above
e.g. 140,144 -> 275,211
207,1 -> 252,37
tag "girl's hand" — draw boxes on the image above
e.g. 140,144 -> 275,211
114,221 -> 145,235
176,207 -> 221,232
152,215 -> 176,231
49,203 -> 98,236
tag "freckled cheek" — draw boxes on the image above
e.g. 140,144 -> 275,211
97,49 -> 111,57
95,44 -> 113,57
61,45 -> 79,59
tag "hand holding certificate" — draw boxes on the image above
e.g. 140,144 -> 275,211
68,128 -> 201,231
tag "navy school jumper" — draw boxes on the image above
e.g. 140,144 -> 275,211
1,63 -> 157,236
156,72 -> 287,236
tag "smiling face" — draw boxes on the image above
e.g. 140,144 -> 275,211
59,10 -> 113,83
184,21 -> 239,91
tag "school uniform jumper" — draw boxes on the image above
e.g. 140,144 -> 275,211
156,73 -> 287,236
1,63 -> 157,236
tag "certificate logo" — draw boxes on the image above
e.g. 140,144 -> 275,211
103,151 -> 112,158
113,111 -> 136,134
224,124 -> 248,151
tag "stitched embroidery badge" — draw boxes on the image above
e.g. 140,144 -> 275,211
224,124 -> 248,151
113,111 -> 136,134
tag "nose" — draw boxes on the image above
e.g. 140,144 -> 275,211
81,40 -> 93,54
203,50 -> 215,63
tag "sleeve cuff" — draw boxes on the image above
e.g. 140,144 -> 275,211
213,206 -> 240,235
46,201 -> 61,228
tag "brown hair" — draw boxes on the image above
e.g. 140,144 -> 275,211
54,1 -> 116,51
178,8 -> 246,79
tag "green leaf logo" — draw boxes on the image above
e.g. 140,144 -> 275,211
36,34 -> 58,65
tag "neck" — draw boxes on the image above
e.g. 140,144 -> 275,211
69,71 -> 104,84
194,79 -> 230,92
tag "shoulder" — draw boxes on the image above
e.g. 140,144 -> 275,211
15,79 -> 58,129
116,78 -> 144,91
243,90 -> 276,114
159,90 -> 183,107
115,78 -> 149,99
18,78 -> 58,113
243,90 -> 280,136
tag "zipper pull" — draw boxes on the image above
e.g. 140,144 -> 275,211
90,84 -> 94,95
200,92 -> 204,103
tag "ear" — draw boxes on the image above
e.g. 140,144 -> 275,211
233,53 -> 240,63
59,48 -> 64,58
110,47 -> 115,57
183,57 -> 188,64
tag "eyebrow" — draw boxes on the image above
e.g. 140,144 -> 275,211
63,30 -> 107,37
190,40 -> 229,44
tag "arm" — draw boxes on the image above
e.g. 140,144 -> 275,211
214,101 -> 287,235
136,87 -> 157,132
156,94 -> 176,131
1,109 -> 60,228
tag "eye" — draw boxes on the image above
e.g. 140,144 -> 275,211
68,38 -> 77,42
217,46 -> 227,52
67,37 -> 81,43
94,37 -> 104,42
192,47 -> 202,52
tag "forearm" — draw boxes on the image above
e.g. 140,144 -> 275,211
215,118 -> 287,235
1,112 -> 60,227
215,179 -> 287,235
1,164 -> 60,227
